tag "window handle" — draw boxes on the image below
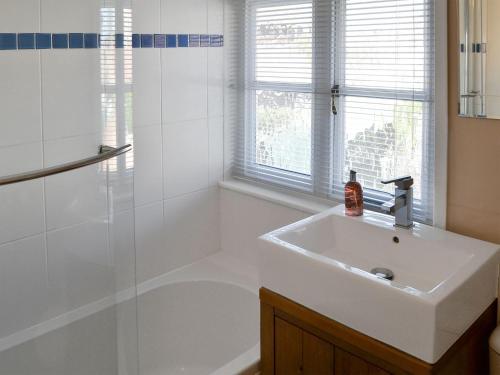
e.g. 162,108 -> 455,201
331,85 -> 340,115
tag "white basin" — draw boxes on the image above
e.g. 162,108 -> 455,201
259,205 -> 500,363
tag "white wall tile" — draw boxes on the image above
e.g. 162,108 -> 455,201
0,142 -> 45,245
220,189 -> 309,266
161,48 -> 208,124
163,188 -> 220,272
0,0 -> 40,32
44,134 -> 108,230
207,0 -> 224,34
134,125 -> 163,206
135,201 -> 165,283
47,220 -> 113,313
0,235 -> 49,338
208,48 -> 224,119
108,155 -> 135,215
41,50 -> 102,140
0,53 -> 42,147
109,209 -> 136,291
163,119 -> 209,198
41,0 -> 101,31
208,117 -> 224,186
133,50 -> 162,128
160,0 -> 208,33
132,0 -> 161,33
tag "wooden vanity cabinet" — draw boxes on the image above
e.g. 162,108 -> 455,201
260,288 -> 497,375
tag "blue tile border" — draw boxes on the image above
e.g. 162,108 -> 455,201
52,33 -> 68,49
178,34 -> 189,48
0,32 -> 224,51
166,34 -> 177,48
0,33 -> 17,50
69,33 -> 83,48
154,34 -> 166,48
189,34 -> 200,47
36,33 -> 51,49
132,34 -> 141,48
140,34 -> 153,48
18,33 -> 35,49
84,33 -> 98,48
115,33 -> 124,48
200,34 -> 210,47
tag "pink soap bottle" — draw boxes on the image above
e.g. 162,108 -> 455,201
345,170 -> 363,216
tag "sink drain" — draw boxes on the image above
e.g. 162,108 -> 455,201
370,268 -> 394,281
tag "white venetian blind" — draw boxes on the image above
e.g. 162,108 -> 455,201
231,0 -> 333,192
334,0 -> 435,223
227,0 -> 436,224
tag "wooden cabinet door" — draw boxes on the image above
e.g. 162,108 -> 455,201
275,317 -> 334,375
335,348 -> 390,375
303,331 -> 334,375
275,318 -> 302,374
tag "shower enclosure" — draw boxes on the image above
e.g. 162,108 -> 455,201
0,0 -> 138,373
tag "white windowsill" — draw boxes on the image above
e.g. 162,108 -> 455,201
219,179 -> 340,215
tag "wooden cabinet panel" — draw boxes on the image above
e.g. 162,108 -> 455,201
261,288 -> 497,375
303,331 -> 334,375
275,317 -> 302,374
275,317 -> 335,375
335,348 -> 390,375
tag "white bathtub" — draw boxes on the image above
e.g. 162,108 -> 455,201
137,251 -> 260,375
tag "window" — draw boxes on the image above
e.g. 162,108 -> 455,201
233,0 -> 436,224
243,0 -> 315,190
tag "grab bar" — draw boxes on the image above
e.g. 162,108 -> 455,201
0,144 -> 132,187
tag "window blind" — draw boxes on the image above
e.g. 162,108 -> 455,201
334,0 -> 435,223
227,0 -> 436,224
233,0 -> 334,192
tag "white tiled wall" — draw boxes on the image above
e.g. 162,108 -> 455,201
220,189 -> 310,267
132,0 -> 224,282
0,0 -> 135,346
0,0 -> 224,346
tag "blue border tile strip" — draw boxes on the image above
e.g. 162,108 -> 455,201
141,34 -> 153,48
166,34 -> 177,48
0,33 -> 17,50
177,34 -> 189,48
18,33 -> 35,49
115,33 -> 124,48
189,34 -> 200,47
69,33 -> 83,48
132,34 -> 141,48
154,34 -> 166,48
84,33 -> 98,48
36,33 -> 51,49
52,33 -> 68,49
0,33 -> 224,50
200,34 -> 210,47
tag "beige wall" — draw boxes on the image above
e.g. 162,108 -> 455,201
447,0 -> 500,244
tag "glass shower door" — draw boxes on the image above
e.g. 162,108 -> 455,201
0,146 -> 138,375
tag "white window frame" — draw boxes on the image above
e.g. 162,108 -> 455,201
243,0 -> 317,192
236,0 -> 448,227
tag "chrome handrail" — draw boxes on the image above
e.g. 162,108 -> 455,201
0,144 -> 132,187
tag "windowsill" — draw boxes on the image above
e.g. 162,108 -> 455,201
219,178 -> 340,214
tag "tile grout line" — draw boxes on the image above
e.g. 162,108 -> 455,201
37,0 -> 51,287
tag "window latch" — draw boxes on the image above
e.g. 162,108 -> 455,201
331,85 -> 340,115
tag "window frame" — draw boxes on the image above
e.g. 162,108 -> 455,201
238,0 -> 446,226
243,0 -> 317,192
331,0 -> 437,223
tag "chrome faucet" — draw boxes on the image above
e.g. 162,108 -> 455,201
380,176 -> 414,228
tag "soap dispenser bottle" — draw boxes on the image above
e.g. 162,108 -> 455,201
345,170 -> 363,216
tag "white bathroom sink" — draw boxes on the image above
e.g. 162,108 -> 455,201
259,205 -> 500,364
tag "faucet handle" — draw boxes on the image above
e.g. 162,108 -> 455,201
381,176 -> 414,190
